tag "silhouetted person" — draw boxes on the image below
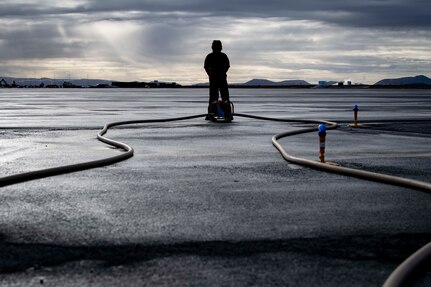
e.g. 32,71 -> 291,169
204,40 -> 230,116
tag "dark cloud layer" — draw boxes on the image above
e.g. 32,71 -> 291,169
0,0 -> 430,83
81,0 -> 431,28
1,0 -> 430,28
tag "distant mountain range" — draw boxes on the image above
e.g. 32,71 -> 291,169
242,75 -> 431,86
194,78 -> 311,86
1,75 -> 431,88
373,75 -> 431,86
241,79 -> 311,86
0,76 -> 111,88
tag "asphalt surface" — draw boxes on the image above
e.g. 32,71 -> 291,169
1,88 -> 431,286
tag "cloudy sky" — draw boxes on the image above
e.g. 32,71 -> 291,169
0,0 -> 430,84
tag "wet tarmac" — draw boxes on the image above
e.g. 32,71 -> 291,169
1,88 -> 431,286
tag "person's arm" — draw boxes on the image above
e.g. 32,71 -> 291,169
204,55 -> 211,77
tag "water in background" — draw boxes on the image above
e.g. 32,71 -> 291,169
1,88 -> 431,128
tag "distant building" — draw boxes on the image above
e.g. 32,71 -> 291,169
63,81 -> 82,88
318,81 -> 327,87
0,78 -> 11,88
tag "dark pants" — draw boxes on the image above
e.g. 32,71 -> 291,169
208,76 -> 229,113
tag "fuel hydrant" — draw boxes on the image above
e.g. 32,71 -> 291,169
318,124 -> 326,163
353,104 -> 359,128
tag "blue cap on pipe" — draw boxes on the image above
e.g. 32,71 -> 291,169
353,104 -> 359,111
318,124 -> 326,133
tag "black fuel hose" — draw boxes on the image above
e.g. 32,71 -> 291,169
0,114 -> 206,187
0,112 -> 430,287
1,112 -> 430,192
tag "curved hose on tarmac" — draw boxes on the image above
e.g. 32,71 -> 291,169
0,114 -> 206,188
235,113 -> 431,287
2,112 -> 429,193
0,112 -> 430,286
235,113 -> 431,193
382,241 -> 431,287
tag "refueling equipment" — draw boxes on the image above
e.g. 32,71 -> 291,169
208,99 -> 234,122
